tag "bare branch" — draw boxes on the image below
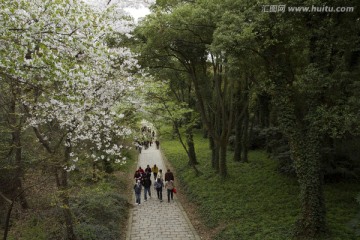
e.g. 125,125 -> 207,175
0,192 -> 12,204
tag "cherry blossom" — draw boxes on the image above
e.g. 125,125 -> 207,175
1,0 -> 144,169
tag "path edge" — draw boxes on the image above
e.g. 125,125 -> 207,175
125,153 -> 138,240
160,148 -> 201,240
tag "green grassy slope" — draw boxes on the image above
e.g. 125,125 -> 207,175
160,129 -> 360,240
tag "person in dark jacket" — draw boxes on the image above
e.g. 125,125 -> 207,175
133,180 -> 142,205
154,177 -> 164,202
145,165 -> 152,174
155,140 -> 160,149
134,170 -> 141,182
164,169 -> 174,182
142,174 -> 152,201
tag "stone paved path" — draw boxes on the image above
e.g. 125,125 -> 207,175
126,144 -> 200,240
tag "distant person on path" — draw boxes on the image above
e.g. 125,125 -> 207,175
135,140 -> 142,153
134,180 -> 142,205
165,169 -> 174,182
142,174 -> 152,201
152,164 -> 158,180
165,180 -> 175,203
155,140 -> 160,149
154,177 -> 164,202
158,169 -> 163,180
138,166 -> 144,174
145,165 -> 152,174
134,170 -> 141,182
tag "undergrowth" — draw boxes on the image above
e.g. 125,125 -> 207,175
160,128 -> 360,240
6,148 -> 137,240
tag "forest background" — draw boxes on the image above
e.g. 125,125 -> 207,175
1,0 -> 360,239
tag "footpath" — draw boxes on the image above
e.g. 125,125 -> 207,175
126,144 -> 200,240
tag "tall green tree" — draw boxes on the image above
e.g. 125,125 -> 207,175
211,0 -> 360,236
1,0 -> 141,239
143,79 -> 200,173
137,0 -> 360,237
135,0 -> 239,177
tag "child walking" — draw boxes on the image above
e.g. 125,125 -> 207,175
134,179 -> 142,205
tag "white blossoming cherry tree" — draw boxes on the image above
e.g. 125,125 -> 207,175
1,0 -> 141,239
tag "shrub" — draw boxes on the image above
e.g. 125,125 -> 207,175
72,187 -> 129,240
75,223 -> 118,240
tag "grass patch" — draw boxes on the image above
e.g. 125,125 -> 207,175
160,129 -> 360,239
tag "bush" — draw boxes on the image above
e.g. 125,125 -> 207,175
72,186 -> 129,240
10,222 -> 47,240
249,126 -> 267,150
75,223 -> 118,240
260,127 -> 295,175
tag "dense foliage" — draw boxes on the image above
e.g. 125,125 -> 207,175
134,0 -> 360,238
1,0 -> 141,239
161,128 -> 360,240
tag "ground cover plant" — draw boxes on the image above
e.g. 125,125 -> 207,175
160,128 -> 360,240
3,148 -> 136,240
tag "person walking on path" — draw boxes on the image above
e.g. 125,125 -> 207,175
127,139 -> 201,240
152,164 -> 158,180
158,169 -> 163,180
165,180 -> 175,203
154,177 -> 164,202
138,166 -> 144,174
133,180 -> 142,205
165,169 -> 174,182
155,140 -> 160,149
142,173 -> 152,201
145,164 -> 152,174
133,170 -> 141,182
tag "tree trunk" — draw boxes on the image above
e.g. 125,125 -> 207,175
3,199 -> 15,240
186,129 -> 198,166
186,127 -> 201,176
258,94 -> 271,127
60,190 -> 77,240
274,88 -> 327,237
210,137 -> 220,172
234,123 -> 242,162
56,142 -> 77,240
241,104 -> 249,163
292,135 -> 327,237
233,118 -> 242,162
171,122 -> 177,140
13,128 -> 29,209
219,139 -> 228,178
10,94 -> 29,209
202,127 -> 208,139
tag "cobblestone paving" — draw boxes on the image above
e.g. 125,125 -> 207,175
126,145 -> 200,240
